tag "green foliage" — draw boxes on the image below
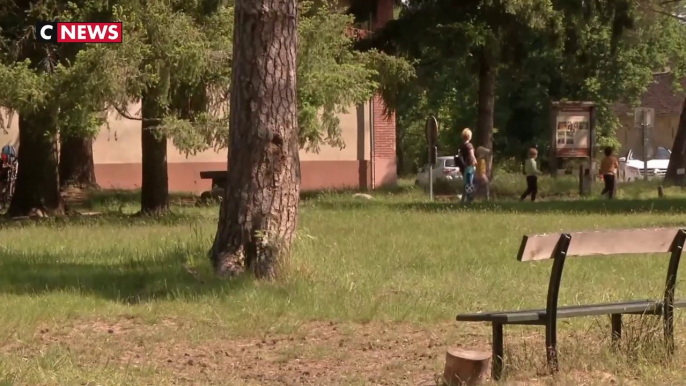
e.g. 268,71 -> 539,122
297,1 -> 379,152
373,0 -> 686,172
158,0 -> 412,155
0,61 -> 49,117
0,1 -> 126,137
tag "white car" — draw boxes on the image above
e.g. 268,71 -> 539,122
415,156 -> 463,188
620,146 -> 671,181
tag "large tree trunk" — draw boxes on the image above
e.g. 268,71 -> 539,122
140,93 -> 169,215
59,135 -> 99,189
210,0 -> 300,280
475,46 -> 496,153
7,109 -> 66,217
665,97 -> 686,185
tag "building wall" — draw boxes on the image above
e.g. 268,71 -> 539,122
616,113 -> 680,155
1,101 -> 374,194
0,111 -> 19,148
613,73 -> 685,155
370,0 -> 397,188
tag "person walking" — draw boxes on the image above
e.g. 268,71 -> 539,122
600,146 -> 619,199
520,147 -> 541,202
459,128 -> 476,203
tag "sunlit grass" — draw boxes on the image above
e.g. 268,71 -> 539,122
1,182 -> 686,384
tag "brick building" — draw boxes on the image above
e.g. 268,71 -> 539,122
0,0 -> 397,194
614,71 -> 685,154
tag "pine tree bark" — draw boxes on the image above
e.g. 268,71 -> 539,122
476,46 -> 496,153
59,135 -> 99,189
140,93 -> 169,215
210,0 -> 300,280
665,97 -> 686,185
7,109 -> 66,217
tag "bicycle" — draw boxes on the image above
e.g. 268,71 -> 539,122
0,159 -> 18,210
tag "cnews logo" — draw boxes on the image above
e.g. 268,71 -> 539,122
36,22 -> 122,43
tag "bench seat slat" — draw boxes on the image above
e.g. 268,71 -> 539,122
456,299 -> 686,324
518,228 -> 681,261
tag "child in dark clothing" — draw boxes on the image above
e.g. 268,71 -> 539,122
520,147 -> 541,202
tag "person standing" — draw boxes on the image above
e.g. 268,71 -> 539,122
460,128 -> 476,203
600,146 -> 619,199
520,147 -> 541,202
475,146 -> 491,201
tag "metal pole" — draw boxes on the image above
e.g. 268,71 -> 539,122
642,109 -> 648,181
429,165 -> 434,202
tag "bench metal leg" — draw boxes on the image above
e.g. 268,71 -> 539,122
544,234 -> 570,375
663,229 -> 684,355
611,314 -> 622,344
545,325 -> 558,374
492,323 -> 504,381
664,304 -> 675,354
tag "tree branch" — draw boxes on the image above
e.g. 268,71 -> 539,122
652,8 -> 686,21
110,104 -> 161,124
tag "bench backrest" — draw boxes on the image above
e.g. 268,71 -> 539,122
516,228 -> 686,335
518,228 -> 685,262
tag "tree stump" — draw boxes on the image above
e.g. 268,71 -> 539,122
443,348 -> 491,386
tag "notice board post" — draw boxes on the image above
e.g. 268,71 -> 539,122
550,101 -> 596,195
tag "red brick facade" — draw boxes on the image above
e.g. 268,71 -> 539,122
371,0 -> 398,187
372,95 -> 396,160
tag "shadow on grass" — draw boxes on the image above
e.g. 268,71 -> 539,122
309,197 -> 686,215
299,183 -> 417,202
85,190 -> 198,210
0,247 -> 253,304
0,210 -> 211,230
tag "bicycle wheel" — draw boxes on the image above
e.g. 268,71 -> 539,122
7,166 -> 16,203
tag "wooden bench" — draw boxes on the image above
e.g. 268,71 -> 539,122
199,171 -> 227,189
456,228 -> 686,380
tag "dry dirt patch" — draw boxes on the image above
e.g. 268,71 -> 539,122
1,317 -> 676,385
4,317 -> 474,385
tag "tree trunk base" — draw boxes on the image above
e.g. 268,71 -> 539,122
60,182 -> 100,190
215,251 -> 246,278
135,207 -> 171,217
4,203 -> 72,219
443,348 -> 491,386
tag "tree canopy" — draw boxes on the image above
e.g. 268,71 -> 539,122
359,0 -> 686,172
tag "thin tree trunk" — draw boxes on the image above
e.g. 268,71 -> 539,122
140,93 -> 169,215
8,109 -> 66,217
59,135 -> 99,189
396,130 -> 405,176
476,46 -> 496,152
665,97 -> 686,185
210,0 -> 300,280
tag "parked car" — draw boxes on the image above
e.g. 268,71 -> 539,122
620,146 -> 671,181
415,156 -> 462,188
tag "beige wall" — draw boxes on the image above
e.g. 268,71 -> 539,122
0,110 -> 19,149
0,101 -> 372,194
95,101 -> 370,164
616,113 -> 680,154
1,101 -> 371,165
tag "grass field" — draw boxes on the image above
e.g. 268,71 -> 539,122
2,180 -> 686,385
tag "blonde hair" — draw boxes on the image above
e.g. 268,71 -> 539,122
476,146 -> 490,159
461,128 -> 472,142
528,147 -> 538,157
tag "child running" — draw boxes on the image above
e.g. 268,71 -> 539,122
520,147 -> 541,202
599,146 -> 619,199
